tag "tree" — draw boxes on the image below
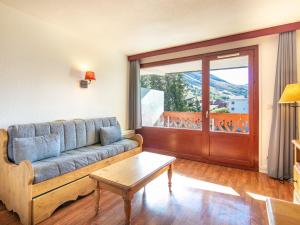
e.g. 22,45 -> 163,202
141,74 -> 165,91
151,75 -> 165,91
141,72 -> 200,112
165,73 -> 189,112
140,75 -> 151,89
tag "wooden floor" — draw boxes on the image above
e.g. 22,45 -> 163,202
0,159 -> 293,225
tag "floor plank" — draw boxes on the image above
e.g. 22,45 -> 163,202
0,159 -> 293,225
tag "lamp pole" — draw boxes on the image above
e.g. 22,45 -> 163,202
278,83 -> 300,140
291,104 -> 299,139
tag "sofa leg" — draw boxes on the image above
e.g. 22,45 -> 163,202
1,199 -> 32,225
11,197 -> 32,225
20,208 -> 32,225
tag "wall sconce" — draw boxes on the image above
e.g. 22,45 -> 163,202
80,71 -> 96,88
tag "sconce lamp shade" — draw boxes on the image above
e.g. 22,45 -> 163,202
85,71 -> 96,81
279,83 -> 300,103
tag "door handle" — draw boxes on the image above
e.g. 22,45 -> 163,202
206,110 -> 209,119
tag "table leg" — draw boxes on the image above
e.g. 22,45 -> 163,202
95,181 -> 100,215
123,193 -> 133,225
168,163 -> 173,192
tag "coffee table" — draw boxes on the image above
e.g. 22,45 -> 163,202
89,152 -> 176,225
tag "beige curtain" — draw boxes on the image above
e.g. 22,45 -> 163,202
129,60 -> 142,130
267,31 -> 298,180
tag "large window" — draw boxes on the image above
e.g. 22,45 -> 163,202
140,60 -> 202,130
140,56 -> 249,133
209,56 -> 249,133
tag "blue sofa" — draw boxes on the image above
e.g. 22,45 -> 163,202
0,117 -> 143,225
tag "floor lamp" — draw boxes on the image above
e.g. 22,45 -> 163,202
279,83 -> 300,139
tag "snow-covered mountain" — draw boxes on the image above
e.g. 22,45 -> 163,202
182,71 -> 248,98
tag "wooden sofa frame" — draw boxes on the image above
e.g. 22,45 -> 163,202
0,129 -> 143,225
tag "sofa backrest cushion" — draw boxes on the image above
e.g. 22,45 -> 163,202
7,117 -> 118,162
13,133 -> 60,164
100,125 -> 122,146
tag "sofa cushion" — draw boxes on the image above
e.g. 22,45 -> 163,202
100,126 -> 122,146
111,139 -> 139,151
32,161 -> 61,184
7,117 -> 119,161
35,123 -> 51,136
33,147 -> 103,183
74,120 -> 87,148
12,133 -> 60,164
31,139 -> 139,184
8,124 -> 36,161
88,144 -> 125,159
63,121 -> 77,151
85,119 -> 96,145
50,122 -> 65,152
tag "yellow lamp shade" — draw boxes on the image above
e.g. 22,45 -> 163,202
279,83 -> 300,103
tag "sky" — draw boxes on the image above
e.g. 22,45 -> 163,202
211,67 -> 248,85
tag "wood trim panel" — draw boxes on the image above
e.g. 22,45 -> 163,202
140,45 -> 257,68
140,55 -> 203,68
253,45 -> 259,169
128,21 -> 300,60
136,126 -> 204,156
143,148 -> 257,171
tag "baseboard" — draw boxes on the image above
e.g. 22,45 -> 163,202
259,166 -> 267,174
144,148 -> 258,171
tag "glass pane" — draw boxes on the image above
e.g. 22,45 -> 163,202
209,56 -> 249,133
140,60 -> 202,130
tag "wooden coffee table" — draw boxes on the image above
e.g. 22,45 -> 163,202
89,152 -> 176,225
266,198 -> 300,225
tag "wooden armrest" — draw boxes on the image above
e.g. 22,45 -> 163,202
0,129 -> 34,175
0,129 -> 34,225
130,134 -> 143,147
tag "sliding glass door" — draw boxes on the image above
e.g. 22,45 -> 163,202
138,46 -> 258,170
202,49 -> 258,168
209,55 -> 249,134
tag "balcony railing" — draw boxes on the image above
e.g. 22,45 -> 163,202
154,111 -> 249,133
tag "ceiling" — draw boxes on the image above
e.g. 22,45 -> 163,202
1,0 -> 300,55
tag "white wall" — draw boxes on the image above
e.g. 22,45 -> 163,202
0,3 -> 129,129
142,32 -> 300,173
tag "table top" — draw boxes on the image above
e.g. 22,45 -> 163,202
266,198 -> 300,225
89,152 -> 176,190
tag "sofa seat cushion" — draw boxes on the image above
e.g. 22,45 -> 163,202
110,139 -> 139,151
32,149 -> 102,184
32,139 -> 139,184
87,144 -> 125,159
87,139 -> 138,158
